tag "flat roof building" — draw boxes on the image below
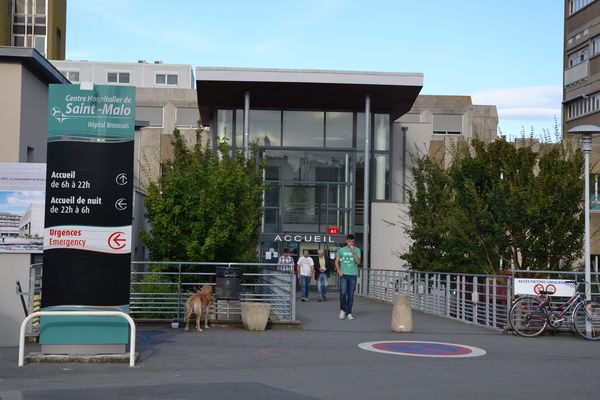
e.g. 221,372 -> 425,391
195,67 -> 497,268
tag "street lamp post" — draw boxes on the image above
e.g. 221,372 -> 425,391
568,125 -> 600,305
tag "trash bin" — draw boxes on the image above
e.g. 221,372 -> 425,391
215,266 -> 241,300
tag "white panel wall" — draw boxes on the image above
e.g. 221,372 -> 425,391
370,202 -> 411,270
0,253 -> 32,346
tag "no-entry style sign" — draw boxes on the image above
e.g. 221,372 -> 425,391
514,279 -> 576,297
358,341 -> 486,358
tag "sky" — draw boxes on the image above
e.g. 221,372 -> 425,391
0,191 -> 44,215
66,0 -> 564,140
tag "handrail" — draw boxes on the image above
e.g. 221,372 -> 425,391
19,311 -> 136,367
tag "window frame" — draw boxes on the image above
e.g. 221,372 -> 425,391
106,71 -> 131,85
154,72 -> 179,86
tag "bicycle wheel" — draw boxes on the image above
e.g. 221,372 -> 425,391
508,296 -> 547,337
572,300 -> 600,340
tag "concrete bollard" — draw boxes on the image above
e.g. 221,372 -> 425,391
391,293 -> 413,333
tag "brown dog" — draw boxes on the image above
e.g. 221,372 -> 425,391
183,285 -> 212,332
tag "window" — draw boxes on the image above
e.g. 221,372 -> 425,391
13,35 -> 25,46
135,106 -> 163,127
217,109 -> 233,144
175,108 -> 199,128
250,110 -> 281,146
107,72 -> 130,84
12,0 -> 47,55
433,114 -> 463,135
593,36 -> 600,56
283,111 -> 323,147
569,47 -> 589,67
155,73 -> 178,85
14,0 -> 25,13
34,35 -> 44,53
61,70 -> 79,82
374,114 -> 390,151
569,0 -> 595,15
325,112 -> 353,148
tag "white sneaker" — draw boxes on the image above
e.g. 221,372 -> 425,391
339,310 -> 346,319
346,314 -> 354,320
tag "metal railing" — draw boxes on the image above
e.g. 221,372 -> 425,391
130,262 -> 296,322
357,268 -> 600,331
357,269 -> 511,330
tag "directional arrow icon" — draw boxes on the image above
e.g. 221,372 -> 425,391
115,198 -> 128,210
115,173 -> 128,185
108,231 -> 127,250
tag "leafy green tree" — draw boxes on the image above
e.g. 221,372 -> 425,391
141,128 -> 265,263
403,138 -> 584,274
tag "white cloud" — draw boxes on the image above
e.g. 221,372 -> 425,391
6,191 -> 45,206
472,86 -> 562,122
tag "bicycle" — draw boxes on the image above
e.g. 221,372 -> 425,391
508,282 -> 600,340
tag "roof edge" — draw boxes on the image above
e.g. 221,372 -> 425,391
196,66 -> 423,87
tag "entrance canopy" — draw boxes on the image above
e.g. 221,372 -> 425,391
195,67 -> 423,125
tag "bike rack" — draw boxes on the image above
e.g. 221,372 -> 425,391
18,310 -> 137,367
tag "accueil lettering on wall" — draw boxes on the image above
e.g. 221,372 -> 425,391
268,234 -> 342,243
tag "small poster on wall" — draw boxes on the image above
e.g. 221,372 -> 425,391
0,163 -> 46,253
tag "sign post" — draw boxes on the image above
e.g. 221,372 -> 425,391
40,84 -> 135,353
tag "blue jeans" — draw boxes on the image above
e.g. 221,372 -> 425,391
300,275 -> 311,299
317,273 -> 328,300
339,275 -> 357,314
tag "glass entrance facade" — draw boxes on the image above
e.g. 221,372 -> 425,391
215,108 -> 390,261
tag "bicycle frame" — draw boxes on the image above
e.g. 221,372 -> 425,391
528,291 -> 583,326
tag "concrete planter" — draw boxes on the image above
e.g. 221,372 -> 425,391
241,303 -> 271,331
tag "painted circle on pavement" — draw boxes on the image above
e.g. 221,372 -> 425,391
358,341 -> 486,358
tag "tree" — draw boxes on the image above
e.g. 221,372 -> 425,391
141,128 -> 265,263
402,137 -> 584,274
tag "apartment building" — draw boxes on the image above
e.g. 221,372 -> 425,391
564,0 -> 600,269
564,0 -> 600,132
0,0 -> 66,60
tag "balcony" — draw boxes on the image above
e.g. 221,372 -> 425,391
565,60 -> 589,86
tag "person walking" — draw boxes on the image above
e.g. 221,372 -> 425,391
335,234 -> 361,320
297,249 -> 314,302
313,249 -> 333,302
277,248 -> 295,273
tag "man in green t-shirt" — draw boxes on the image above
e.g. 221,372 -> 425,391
335,234 -> 361,320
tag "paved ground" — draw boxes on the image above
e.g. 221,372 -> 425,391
1,293 -> 600,399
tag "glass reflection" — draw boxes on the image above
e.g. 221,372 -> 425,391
217,109 -> 233,143
374,114 -> 390,151
326,112 -> 353,148
374,154 -> 389,200
307,152 -> 348,183
264,150 -> 305,181
283,111 -> 324,147
250,110 -> 281,146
